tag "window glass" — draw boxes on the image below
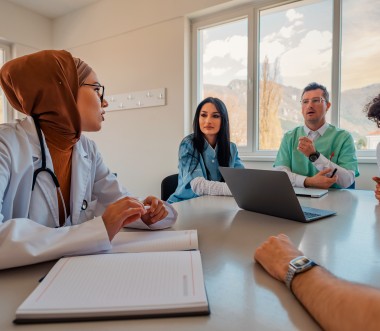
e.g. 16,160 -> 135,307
259,0 -> 332,150
340,0 -> 380,150
199,18 -> 248,146
0,48 -> 5,124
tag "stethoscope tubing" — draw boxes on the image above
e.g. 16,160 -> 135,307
31,116 -> 69,224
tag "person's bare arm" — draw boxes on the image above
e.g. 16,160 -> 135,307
254,234 -> 380,331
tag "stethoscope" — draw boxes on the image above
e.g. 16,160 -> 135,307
31,116 -> 88,226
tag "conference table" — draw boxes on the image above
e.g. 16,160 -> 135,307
1,189 -> 380,330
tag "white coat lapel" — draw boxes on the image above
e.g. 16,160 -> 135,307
70,139 -> 92,225
23,117 -> 60,227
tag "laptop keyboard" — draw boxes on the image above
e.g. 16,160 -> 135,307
303,211 -> 320,219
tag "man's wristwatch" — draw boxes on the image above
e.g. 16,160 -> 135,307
285,256 -> 318,290
308,151 -> 320,162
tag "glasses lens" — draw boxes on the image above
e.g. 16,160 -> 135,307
99,86 -> 103,102
301,98 -> 324,105
100,86 -> 105,103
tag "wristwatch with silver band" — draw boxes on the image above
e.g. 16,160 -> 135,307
285,256 -> 318,290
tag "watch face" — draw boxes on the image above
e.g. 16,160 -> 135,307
309,154 -> 317,162
309,151 -> 320,162
292,256 -> 310,267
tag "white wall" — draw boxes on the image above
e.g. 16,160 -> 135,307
0,0 -> 51,52
0,0 -> 377,194
73,17 -> 186,197
51,0 -> 236,198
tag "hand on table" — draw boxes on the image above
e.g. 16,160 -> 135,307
141,195 -> 169,226
102,197 -> 146,240
254,234 -> 303,282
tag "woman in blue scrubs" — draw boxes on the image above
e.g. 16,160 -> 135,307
168,97 -> 244,203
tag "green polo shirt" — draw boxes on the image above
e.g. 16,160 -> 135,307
274,124 -> 359,189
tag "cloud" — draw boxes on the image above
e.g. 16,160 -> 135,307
286,9 -> 303,22
279,25 -> 296,39
203,66 -> 232,77
279,30 -> 332,85
299,29 -> 331,50
341,31 -> 380,89
260,38 -> 286,63
234,69 -> 247,78
203,35 -> 247,64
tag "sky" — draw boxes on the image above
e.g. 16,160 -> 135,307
201,0 -> 380,92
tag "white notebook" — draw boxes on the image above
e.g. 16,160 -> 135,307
14,231 -> 209,324
108,229 -> 198,253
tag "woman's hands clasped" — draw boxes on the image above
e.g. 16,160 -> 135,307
141,195 -> 169,226
102,196 -> 168,240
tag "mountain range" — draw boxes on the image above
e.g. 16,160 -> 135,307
204,80 -> 380,147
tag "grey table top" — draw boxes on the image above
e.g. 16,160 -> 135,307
1,189 -> 379,330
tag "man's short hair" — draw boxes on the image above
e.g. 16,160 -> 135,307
301,82 -> 329,103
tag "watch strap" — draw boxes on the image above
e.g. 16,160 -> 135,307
309,151 -> 320,162
285,266 -> 296,289
285,259 -> 318,291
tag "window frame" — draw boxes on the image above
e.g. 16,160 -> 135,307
191,0 -> 377,163
0,42 -> 12,123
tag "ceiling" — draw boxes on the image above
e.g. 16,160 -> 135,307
6,0 -> 100,19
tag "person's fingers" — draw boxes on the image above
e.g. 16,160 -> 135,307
373,177 -> 380,184
121,213 -> 143,227
149,208 -> 168,223
318,168 -> 332,176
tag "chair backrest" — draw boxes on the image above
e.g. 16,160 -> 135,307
161,174 -> 179,201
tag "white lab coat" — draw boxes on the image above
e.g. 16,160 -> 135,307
0,116 -> 177,269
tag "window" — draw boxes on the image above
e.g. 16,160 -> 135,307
198,18 -> 248,147
259,0 -> 332,150
0,43 -> 11,124
0,47 -> 5,124
193,0 -> 380,159
340,0 -> 380,151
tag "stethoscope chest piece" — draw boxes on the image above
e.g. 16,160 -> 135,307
81,200 -> 88,211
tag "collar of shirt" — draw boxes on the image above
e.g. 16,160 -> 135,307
303,122 -> 330,138
203,138 -> 218,156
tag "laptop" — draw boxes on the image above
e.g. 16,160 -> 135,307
219,167 -> 336,222
293,187 -> 328,198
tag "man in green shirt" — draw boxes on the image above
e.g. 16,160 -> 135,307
274,82 -> 359,189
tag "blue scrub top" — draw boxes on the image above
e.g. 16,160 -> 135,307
168,134 -> 244,203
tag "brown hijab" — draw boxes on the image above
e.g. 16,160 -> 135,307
0,50 -> 93,225
0,49 -> 92,147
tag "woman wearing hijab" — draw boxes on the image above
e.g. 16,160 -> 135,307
0,50 -> 177,270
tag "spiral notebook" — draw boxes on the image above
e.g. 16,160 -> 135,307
14,231 -> 209,324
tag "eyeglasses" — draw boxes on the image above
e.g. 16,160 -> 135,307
300,97 -> 326,106
83,83 -> 105,103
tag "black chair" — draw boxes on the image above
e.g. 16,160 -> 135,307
161,174 -> 179,201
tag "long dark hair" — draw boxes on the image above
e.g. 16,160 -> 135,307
190,97 -> 231,178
